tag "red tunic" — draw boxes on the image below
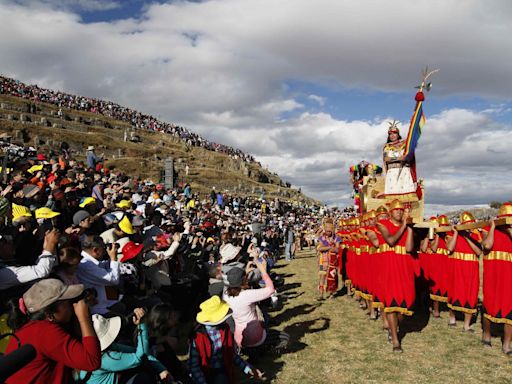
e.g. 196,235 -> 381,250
378,219 -> 415,315
429,236 -> 450,302
371,228 -> 386,307
483,226 -> 512,325
358,227 -> 371,299
5,320 -> 101,384
447,232 -> 481,314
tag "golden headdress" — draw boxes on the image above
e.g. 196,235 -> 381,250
388,120 -> 400,134
437,215 -> 450,226
460,211 -> 476,224
388,199 -> 404,212
497,202 -> 512,218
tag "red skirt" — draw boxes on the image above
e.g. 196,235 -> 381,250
428,252 -> 449,302
381,251 -> 416,315
483,257 -> 512,325
447,255 -> 479,314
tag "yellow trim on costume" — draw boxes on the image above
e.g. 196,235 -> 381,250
484,251 -> 512,262
345,279 -> 352,285
450,252 -> 479,262
436,248 -> 450,255
447,303 -> 477,315
369,247 -> 378,254
372,301 -> 384,309
430,294 -> 448,303
484,313 -> 512,326
378,244 -> 408,254
384,307 -> 414,316
360,245 -> 370,252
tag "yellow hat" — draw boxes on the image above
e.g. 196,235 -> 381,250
352,217 -> 360,226
79,197 -> 96,208
367,210 -> 376,219
376,205 -> 388,215
388,199 -> 404,212
27,164 -> 44,174
35,207 -> 61,219
196,296 -> 231,325
118,215 -> 135,235
437,215 -> 450,226
12,203 -> 32,221
116,200 -> 132,210
459,211 -> 476,224
497,202 -> 512,218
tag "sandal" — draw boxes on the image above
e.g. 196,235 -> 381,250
448,322 -> 457,327
392,346 -> 403,353
504,350 -> 512,356
481,340 -> 492,348
462,327 -> 475,333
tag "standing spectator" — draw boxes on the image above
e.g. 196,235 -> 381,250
86,146 -> 102,170
284,225 -> 295,262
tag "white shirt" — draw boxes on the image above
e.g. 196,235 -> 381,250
77,250 -> 120,314
0,251 -> 57,290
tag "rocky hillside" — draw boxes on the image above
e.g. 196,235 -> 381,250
0,94 -> 317,204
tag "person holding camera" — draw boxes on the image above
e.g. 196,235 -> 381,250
77,235 -> 121,315
4,278 -> 100,384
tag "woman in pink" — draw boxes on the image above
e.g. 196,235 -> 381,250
223,258 -> 274,348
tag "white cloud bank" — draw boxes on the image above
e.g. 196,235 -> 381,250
1,0 -> 511,213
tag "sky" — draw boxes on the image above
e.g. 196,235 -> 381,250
1,0 -> 512,214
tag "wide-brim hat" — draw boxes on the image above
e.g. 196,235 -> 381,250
23,279 -> 84,314
87,145 -> 95,151
219,243 -> 241,264
120,241 -> 143,262
196,296 -> 232,326
116,200 -> 132,210
92,314 -> 122,351
79,197 -> 96,208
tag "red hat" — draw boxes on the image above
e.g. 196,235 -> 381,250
37,154 -> 47,161
121,241 -> 143,262
47,174 -> 57,184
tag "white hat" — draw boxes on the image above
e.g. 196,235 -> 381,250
87,145 -> 95,151
220,243 -> 241,264
92,314 -> 122,351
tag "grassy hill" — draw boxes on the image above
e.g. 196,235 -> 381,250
0,94 -> 317,204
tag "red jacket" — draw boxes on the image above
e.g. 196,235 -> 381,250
5,320 -> 101,384
193,323 -> 235,384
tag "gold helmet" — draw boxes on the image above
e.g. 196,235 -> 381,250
367,210 -> 376,219
460,211 -> 476,224
437,215 -> 450,226
376,205 -> 388,214
497,202 -> 512,218
388,199 -> 404,212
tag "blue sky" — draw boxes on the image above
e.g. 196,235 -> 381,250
2,0 -> 512,212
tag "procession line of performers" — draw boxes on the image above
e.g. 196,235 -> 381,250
316,201 -> 512,354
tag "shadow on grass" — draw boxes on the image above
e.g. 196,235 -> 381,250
282,316 -> 331,353
272,303 -> 320,325
277,282 -> 302,293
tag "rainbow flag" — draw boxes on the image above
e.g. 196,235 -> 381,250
403,100 -> 425,161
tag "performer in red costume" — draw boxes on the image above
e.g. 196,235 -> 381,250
376,199 -> 415,353
481,202 -> 512,355
445,212 -> 482,331
428,215 -> 451,319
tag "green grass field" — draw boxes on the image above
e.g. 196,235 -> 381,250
250,248 -> 512,383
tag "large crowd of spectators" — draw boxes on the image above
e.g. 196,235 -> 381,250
0,75 -> 256,163
0,138 -> 321,383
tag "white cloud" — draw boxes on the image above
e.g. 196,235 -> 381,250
0,0 -> 511,212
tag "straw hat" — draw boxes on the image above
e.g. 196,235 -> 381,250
92,314 -> 122,351
219,243 -> 241,264
196,296 -> 232,326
